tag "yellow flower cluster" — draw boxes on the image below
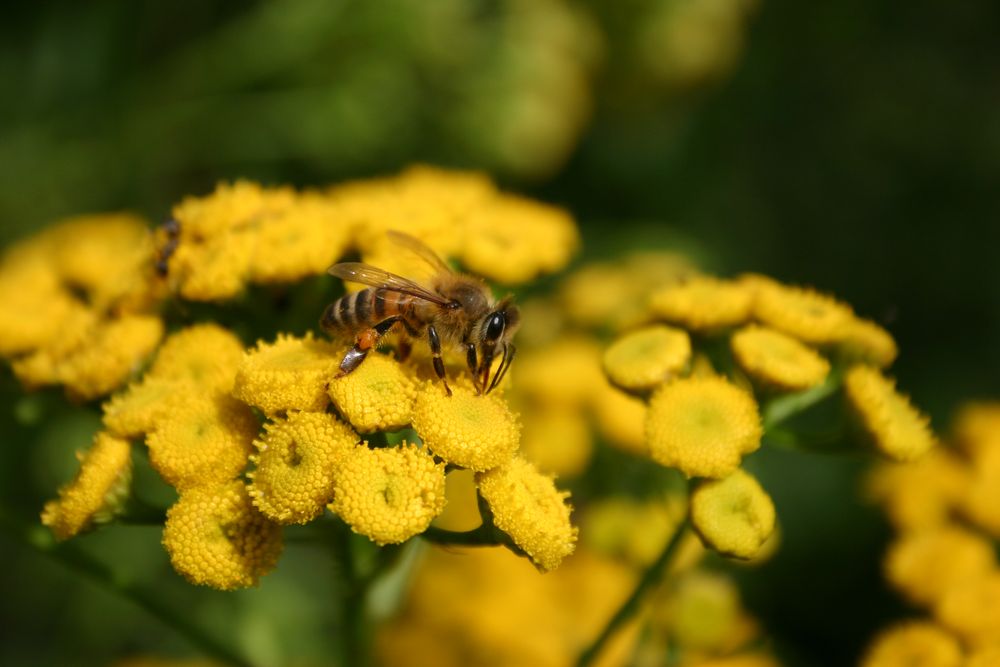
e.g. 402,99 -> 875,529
689,470 -> 775,560
844,365 -> 936,461
865,400 -> 1000,655
0,213 -> 164,399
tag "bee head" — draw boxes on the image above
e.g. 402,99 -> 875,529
473,297 -> 519,394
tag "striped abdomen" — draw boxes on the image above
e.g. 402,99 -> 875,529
320,288 -> 417,334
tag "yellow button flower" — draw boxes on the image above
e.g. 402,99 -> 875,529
860,622 -> 962,667
649,277 -> 753,331
233,333 -> 338,415
884,526 -> 996,607
146,393 -> 259,490
327,352 -> 417,433
592,379 -> 648,457
662,570 -> 741,652
961,452 -> 1000,537
329,442 -> 447,545
864,449 -> 970,532
581,496 -> 686,566
844,365 -> 936,462
41,432 -> 132,541
951,401 -> 1000,460
248,412 -> 358,524
102,377 -> 199,439
171,180 -> 297,238
162,480 -> 283,590
968,646 -> 1000,667
519,407 -> 593,477
147,324 -> 245,393
838,317 -> 898,368
731,325 -> 831,391
603,325 -> 691,394
646,376 -> 762,479
476,456 -> 577,572
752,281 -> 854,344
935,571 -> 1000,648
513,336 -> 604,408
170,229 -> 256,302
690,469 -> 776,559
412,382 -> 520,471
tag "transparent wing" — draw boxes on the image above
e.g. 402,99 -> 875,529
387,230 -> 453,275
327,262 -> 451,306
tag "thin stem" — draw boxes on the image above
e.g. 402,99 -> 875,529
761,368 -> 843,432
576,517 -> 691,667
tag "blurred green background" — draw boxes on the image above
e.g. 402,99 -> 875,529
1,1 -> 998,665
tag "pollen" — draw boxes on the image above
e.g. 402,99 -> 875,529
41,432 -> 133,541
649,277 -> 753,332
329,442 -> 447,545
646,376 -> 762,479
860,622 -> 963,667
689,469 -> 776,560
751,281 -> 855,345
475,456 -> 577,572
884,526 -> 996,607
146,324 -> 245,393
327,352 -> 417,433
162,480 -> 283,590
844,365 -> 936,462
603,324 -> 691,394
146,393 -> 259,490
247,412 -> 358,524
233,333 -> 338,415
730,325 -> 831,391
412,382 -> 521,471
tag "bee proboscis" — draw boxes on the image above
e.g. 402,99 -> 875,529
320,231 -> 519,395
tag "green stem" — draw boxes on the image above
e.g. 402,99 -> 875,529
761,368 -> 843,432
0,510 -> 253,667
330,523 -> 368,667
576,518 -> 691,667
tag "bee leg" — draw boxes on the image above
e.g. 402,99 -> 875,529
466,344 -> 481,394
428,324 -> 452,396
336,316 -> 400,377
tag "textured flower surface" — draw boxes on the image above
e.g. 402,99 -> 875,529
649,277 -> 753,331
730,325 -> 830,391
146,324 -> 246,393
845,365 -> 936,461
602,324 -> 691,394
860,622 -> 962,667
750,280 -> 854,345
233,333 -> 338,415
327,352 -> 416,433
884,526 -> 996,607
689,470 -> 776,560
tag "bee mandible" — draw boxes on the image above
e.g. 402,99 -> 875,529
320,231 -> 519,396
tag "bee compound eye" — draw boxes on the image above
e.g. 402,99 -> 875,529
486,313 -> 505,341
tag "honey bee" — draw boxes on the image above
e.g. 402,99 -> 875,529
321,231 -> 519,396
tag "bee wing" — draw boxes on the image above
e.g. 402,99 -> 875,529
328,262 -> 452,306
387,230 -> 453,275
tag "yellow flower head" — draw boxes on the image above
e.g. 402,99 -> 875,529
146,394 -> 259,490
162,480 -> 283,590
690,469 -> 776,560
41,432 -> 132,540
934,571 -> 1000,648
951,401 -> 1000,460
649,277 -> 753,332
838,317 -> 898,368
960,452 -> 1000,538
329,442 -> 447,545
169,230 -> 255,301
102,377 -> 199,439
731,325 -> 831,392
968,646 -> 1000,667
247,412 -> 358,524
171,180 -> 296,239
592,379 -> 649,457
233,333 -> 338,415
412,381 -> 520,471
476,456 -> 577,572
558,262 -> 640,330
860,622 -> 962,667
519,407 -> 593,477
844,365 -> 936,462
864,449 -> 970,532
751,281 -> 855,345
662,570 -> 742,653
327,352 -> 417,433
884,526 -> 996,608
147,324 -> 245,393
513,336 -> 604,408
603,325 -> 691,394
646,376 -> 762,479
581,496 -> 686,566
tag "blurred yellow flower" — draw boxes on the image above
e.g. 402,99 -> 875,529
967,646 -> 1000,667
103,377 -> 195,439
162,480 -> 283,590
327,352 -> 416,433
581,496 -> 687,567
233,333 -> 338,415
519,407 -> 593,477
884,526 -> 996,607
960,450 -> 1000,538
248,412 -> 358,524
838,317 -> 898,368
646,376 -> 762,479
860,621 -> 962,667
169,229 -> 255,301
649,277 -> 753,332
513,336 -> 604,408
329,442 -> 446,545
864,449 -> 970,532
660,570 -> 742,653
690,469 -> 776,560
592,379 -> 648,457
951,401 -> 1000,460
730,325 -> 830,391
412,382 -> 520,471
603,324 -> 691,394
146,323 -> 245,393
845,365 -> 936,462
934,571 -> 1000,648
41,432 -> 132,541
476,456 -> 577,572
751,281 -> 854,345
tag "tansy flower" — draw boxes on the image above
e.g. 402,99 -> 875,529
860,622 -> 963,667
581,496 -> 686,566
690,469 -> 776,560
730,325 -> 830,391
844,365 -> 936,462
169,229 -> 256,301
476,456 -> 577,572
233,333 -> 338,415
838,317 -> 898,368
960,452 -> 1000,537
412,381 -> 520,471
968,646 -> 1000,667
41,432 -> 132,540
519,407 -> 593,477
751,281 -> 854,345
513,336 -> 604,408
171,180 -> 296,238
102,377 -> 201,439
146,394 -> 259,490
162,480 -> 283,590
864,449 -> 970,532
951,401 -> 1000,460
558,262 -> 641,331
935,571 -> 1000,648
646,376 -> 762,479
592,379 -> 648,457
247,412 -> 358,524
884,526 -> 996,607
603,324 -> 691,394
329,442 -> 446,545
661,570 -> 742,653
649,277 -> 753,332
146,324 -> 246,393
327,352 -> 417,433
